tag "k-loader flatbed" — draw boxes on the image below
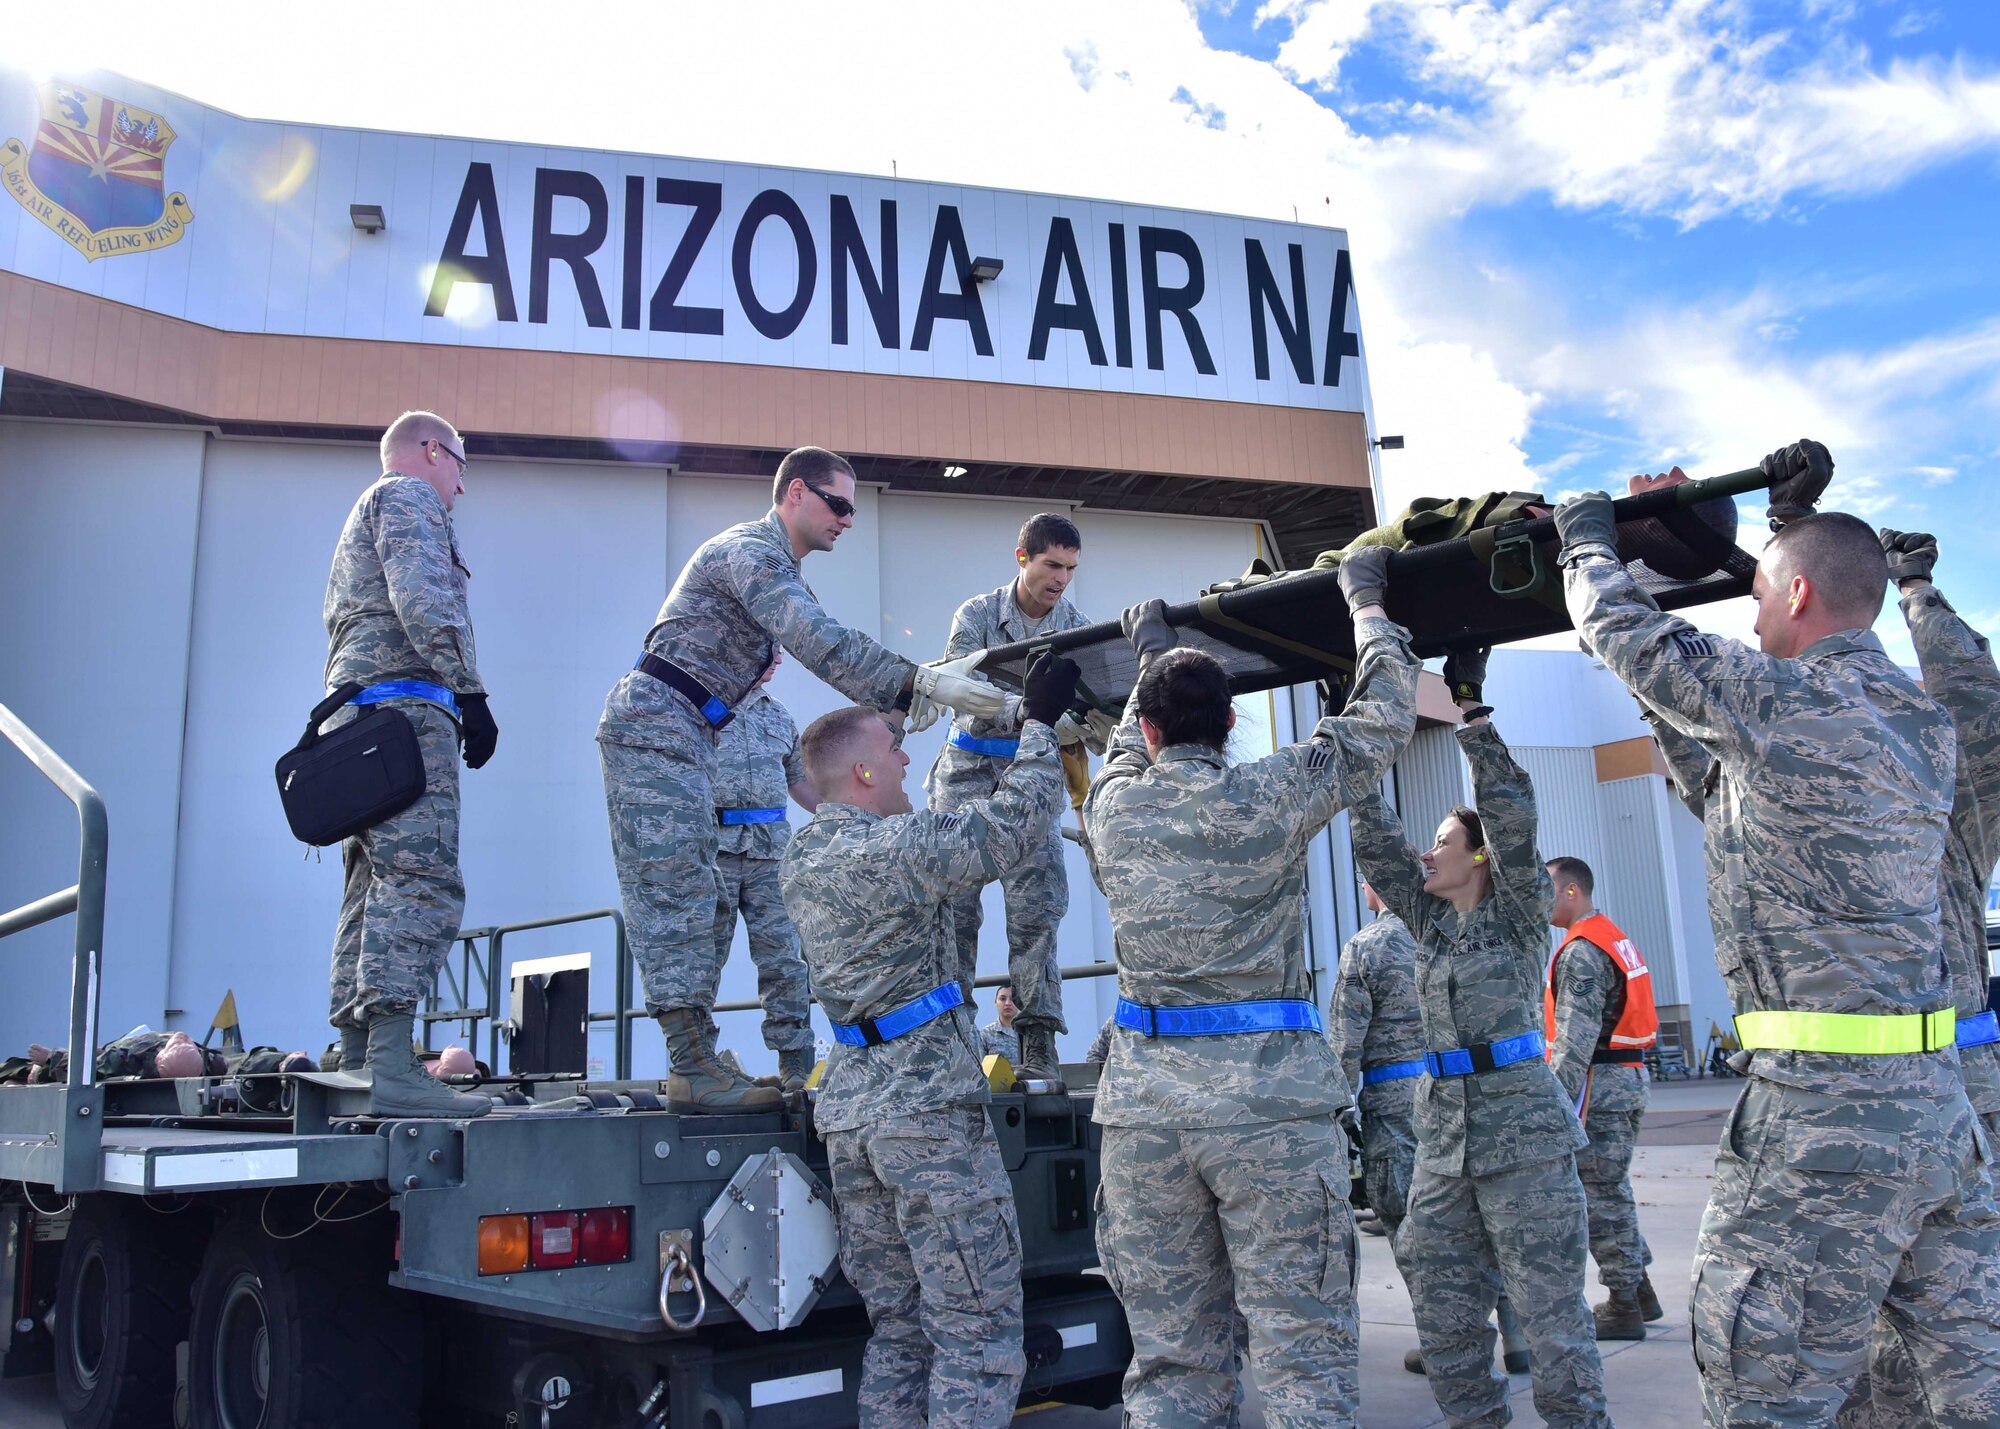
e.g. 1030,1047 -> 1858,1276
0,704 -> 1127,1429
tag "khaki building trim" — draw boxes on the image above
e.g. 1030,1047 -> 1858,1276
0,270 -> 1370,493
1594,735 -> 1671,783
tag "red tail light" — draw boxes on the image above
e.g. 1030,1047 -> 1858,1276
577,1206 -> 632,1265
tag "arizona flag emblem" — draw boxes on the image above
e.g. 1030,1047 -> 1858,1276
1,81 -> 194,259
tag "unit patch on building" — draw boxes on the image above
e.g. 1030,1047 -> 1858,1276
1,80 -> 194,259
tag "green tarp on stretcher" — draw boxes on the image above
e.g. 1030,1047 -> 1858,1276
973,467 -> 1769,713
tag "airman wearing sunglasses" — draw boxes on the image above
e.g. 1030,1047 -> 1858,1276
597,446 -> 1009,1111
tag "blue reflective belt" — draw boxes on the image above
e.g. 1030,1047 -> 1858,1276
1958,1011 -> 2000,1049
1424,1030 -> 1545,1078
1114,997 -> 1324,1038
350,679 -> 458,715
949,728 -> 1020,758
1362,1057 -> 1427,1086
718,807 -> 787,826
831,982 -> 965,1047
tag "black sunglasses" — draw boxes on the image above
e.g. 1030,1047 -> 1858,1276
802,482 -> 855,519
430,439 -> 467,475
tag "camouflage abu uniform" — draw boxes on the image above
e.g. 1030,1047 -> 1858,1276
926,580 -> 1095,1033
782,722 -> 1066,1428
1547,925 -> 1655,1295
1897,581 -> 2000,1138
1838,578 -> 2000,1429
324,473 -> 481,1027
978,1021 -> 1020,1064
1348,724 -> 1610,1429
709,685 -> 811,1056
1083,612 -> 1418,1429
598,510 -> 913,1024
1330,912 -> 1425,1248
1562,530 -> 2000,1428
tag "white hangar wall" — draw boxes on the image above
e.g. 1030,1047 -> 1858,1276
0,416 -> 1278,1075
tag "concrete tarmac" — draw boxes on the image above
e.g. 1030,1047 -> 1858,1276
0,1076 -> 1746,1428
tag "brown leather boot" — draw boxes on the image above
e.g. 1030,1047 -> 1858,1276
1637,1273 -> 1664,1322
659,1011 -> 782,1113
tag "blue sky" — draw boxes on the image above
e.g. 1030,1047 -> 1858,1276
12,0 -> 2000,658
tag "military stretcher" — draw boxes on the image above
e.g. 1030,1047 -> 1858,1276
973,465 -> 1774,711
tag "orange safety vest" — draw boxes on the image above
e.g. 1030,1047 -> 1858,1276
1543,912 -> 1659,1057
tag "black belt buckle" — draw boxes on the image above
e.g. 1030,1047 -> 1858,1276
1466,1042 -> 1497,1074
1138,1004 -> 1158,1039
857,1018 -> 884,1047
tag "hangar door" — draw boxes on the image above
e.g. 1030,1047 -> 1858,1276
875,491 -> 1289,1058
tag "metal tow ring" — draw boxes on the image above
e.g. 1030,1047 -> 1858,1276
658,1242 -> 707,1331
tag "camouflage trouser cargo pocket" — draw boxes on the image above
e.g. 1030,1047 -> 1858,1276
1692,1215 -> 1814,1402
1318,1168 -> 1359,1303
929,1185 -> 1022,1317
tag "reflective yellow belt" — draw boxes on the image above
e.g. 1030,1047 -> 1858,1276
1733,1008 -> 1956,1055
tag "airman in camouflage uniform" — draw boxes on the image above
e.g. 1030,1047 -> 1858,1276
928,514 -> 1100,1077
1544,861 -> 1659,1340
1558,485 -> 2000,1428
977,986 -> 1021,1065
1083,559 -> 1417,1429
783,677 -> 1072,1428
599,449 -> 989,1111
323,410 -> 496,1117
1329,895 -> 1424,1252
709,660 -> 815,1083
1833,533 -> 2000,1429
1348,709 -> 1611,1429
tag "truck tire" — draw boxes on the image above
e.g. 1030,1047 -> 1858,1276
186,1213 -> 421,1429
54,1196 -> 200,1429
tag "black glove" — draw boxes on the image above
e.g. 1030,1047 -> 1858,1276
1880,529 -> 1937,587
1120,600 -> 1178,666
1554,491 -> 1616,551
1337,545 -> 1390,614
1442,647 -> 1489,706
458,693 -> 498,770
1022,651 -> 1083,728
1760,438 -> 1834,531
1338,1104 -> 1363,1149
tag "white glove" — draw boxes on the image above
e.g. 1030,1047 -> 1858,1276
912,651 -> 1010,720
906,691 -> 944,733
1085,708 -> 1119,748
1054,711 -> 1089,746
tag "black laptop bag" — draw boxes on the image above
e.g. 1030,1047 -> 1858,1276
275,683 -> 426,846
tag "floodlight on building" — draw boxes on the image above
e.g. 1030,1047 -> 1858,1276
1373,435 -> 1405,451
968,257 -> 1004,284
349,204 -> 386,234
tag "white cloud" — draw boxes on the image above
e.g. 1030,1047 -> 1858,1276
1269,0 -> 2000,226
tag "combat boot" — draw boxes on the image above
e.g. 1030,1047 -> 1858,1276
1594,1287 -> 1647,1341
1497,1297 -> 1531,1373
1404,1349 -> 1427,1375
777,1046 -> 814,1094
659,1010 -> 782,1113
1015,1024 -> 1065,1089
364,1014 -> 490,1118
1637,1273 -> 1664,1322
338,1025 -> 367,1075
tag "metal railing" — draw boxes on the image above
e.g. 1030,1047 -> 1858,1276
0,700 -> 109,1191
421,907 -> 629,1073
435,894 -> 1115,1080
